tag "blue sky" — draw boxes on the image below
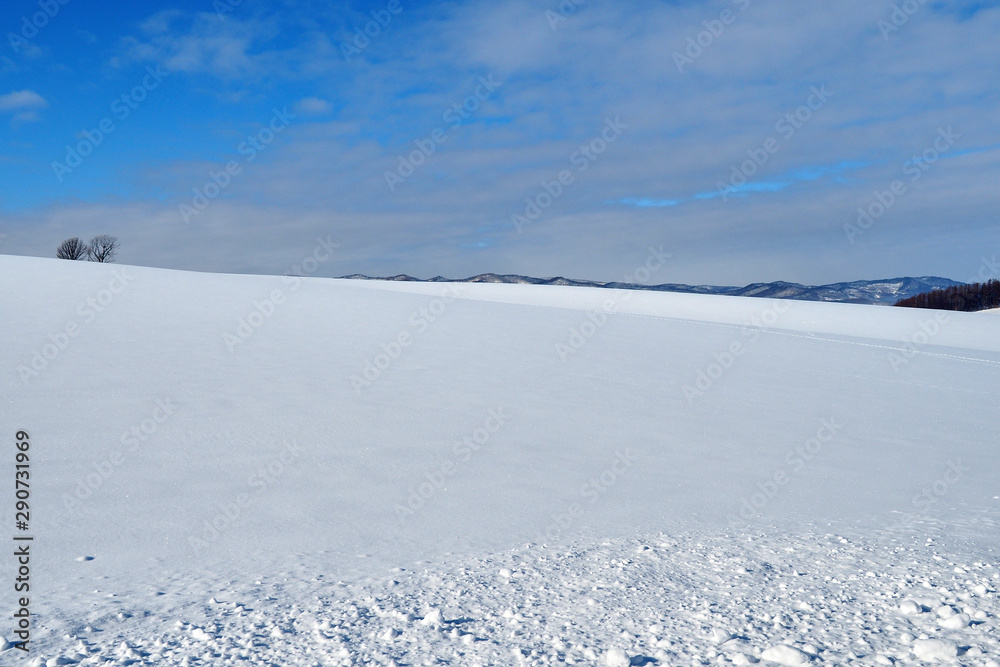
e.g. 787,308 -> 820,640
1,0 -> 999,284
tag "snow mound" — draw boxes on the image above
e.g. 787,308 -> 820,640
604,647 -> 631,667
762,644 -> 811,665
912,638 -> 958,660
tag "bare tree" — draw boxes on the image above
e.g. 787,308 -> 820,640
87,235 -> 119,263
57,237 -> 89,260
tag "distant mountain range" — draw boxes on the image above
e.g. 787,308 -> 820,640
337,273 -> 963,305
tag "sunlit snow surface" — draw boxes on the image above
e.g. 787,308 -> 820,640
1,256 -> 998,665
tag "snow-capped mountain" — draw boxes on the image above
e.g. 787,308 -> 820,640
338,273 -> 962,305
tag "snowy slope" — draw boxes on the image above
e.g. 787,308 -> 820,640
1,255 -> 998,666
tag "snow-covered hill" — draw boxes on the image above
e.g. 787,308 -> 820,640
1,255 -> 998,666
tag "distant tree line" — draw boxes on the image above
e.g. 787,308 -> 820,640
894,279 -> 1000,312
56,235 -> 119,263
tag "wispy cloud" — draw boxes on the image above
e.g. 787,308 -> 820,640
294,97 -> 332,115
117,10 -> 270,77
0,90 -> 48,112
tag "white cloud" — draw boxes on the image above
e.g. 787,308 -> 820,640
120,11 -> 267,77
139,9 -> 187,35
0,90 -> 48,112
294,97 -> 332,115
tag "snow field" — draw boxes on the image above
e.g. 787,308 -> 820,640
2,256 -> 998,665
